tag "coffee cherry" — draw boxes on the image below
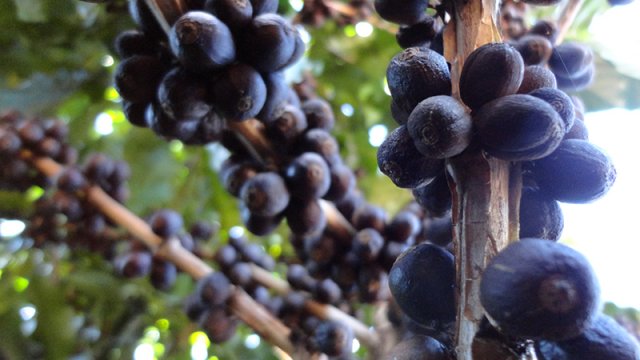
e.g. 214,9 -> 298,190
313,321 -> 354,356
389,243 -> 456,324
313,279 -> 342,304
396,16 -> 438,49
122,101 -> 148,127
529,87 -> 575,132
265,104 -> 307,144
386,210 -> 420,243
474,94 -> 565,161
211,63 -> 267,121
149,209 -> 183,238
150,256 -> 178,290
529,20 -> 558,43
352,203 -> 388,232
285,198 -> 327,237
240,172 -> 290,217
214,244 -> 239,270
377,125 -> 444,188
197,272 -> 232,306
302,98 -> 335,131
412,172 -> 451,218
240,206 -> 283,236
240,14 -> 300,72
298,128 -> 341,166
564,118 -> 589,140
287,263 -> 316,291
480,238 -> 600,340
374,0 -> 428,25
228,262 -> 253,287
555,64 -> 595,92
527,139 -> 616,203
303,234 -> 336,265
422,214 -> 452,247
549,43 -> 593,79
460,42 -> 524,110
257,72 -> 289,124
170,11 -> 236,72
199,306 -> 239,343
114,55 -> 167,103
352,228 -> 384,263
285,152 -> 331,199
323,163 -> 356,202
519,187 -> 564,241
407,95 -> 472,159
115,251 -> 153,278
114,30 -> 157,59
157,67 -> 211,121
537,313 -> 640,360
204,0 -> 253,31
387,47 -> 451,116
518,65 -> 557,94
250,0 -> 278,16
514,34 -> 553,65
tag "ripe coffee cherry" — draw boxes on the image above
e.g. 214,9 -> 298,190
474,94 -> 565,161
303,234 -> 336,265
519,187 -> 564,241
422,214 -> 452,247
128,0 -> 165,39
240,172 -> 290,216
352,228 -> 384,262
214,244 -> 238,270
240,14 -> 300,72
389,243 -> 456,324
537,314 -> 640,360
529,20 -> 558,43
549,43 -> 593,79
352,203 -> 388,232
199,306 -> 239,343
313,321 -> 354,356
250,0 -> 278,15
114,55 -> 168,103
387,47 -> 451,116
257,72 -> 289,124
313,279 -> 342,304
396,16 -> 438,49
529,87 -> 575,131
114,30 -> 157,59
386,210 -> 420,243
298,128 -> 341,166
285,198 -> 327,237
555,64 -> 595,92
514,34 -> 553,65
460,42 -> 524,110
284,152 -> 331,199
386,335 -> 449,360
527,139 -> 616,203
323,163 -> 356,202
377,125 -> 444,188
57,167 -> 87,193
302,98 -> 335,131
220,159 -> 259,197
204,0 -> 253,31
480,238 -> 600,340
197,272 -> 232,306
150,257 -> 178,290
122,101 -> 148,127
412,172 -> 451,218
115,251 -> 152,278
518,65 -> 557,94
228,262 -> 253,286
265,104 -> 307,144
149,209 -> 183,238
170,11 -> 236,72
390,98 -> 410,125
374,0 -> 428,25
211,63 -> 267,121
158,67 -> 211,121
407,95 -> 472,159
564,118 -> 589,140
287,263 -> 316,291
240,206 -> 283,235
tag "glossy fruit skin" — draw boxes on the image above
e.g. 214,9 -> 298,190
211,63 -> 267,121
387,47 -> 452,116
396,16 -> 438,49
549,43 -> 593,79
514,34 -> 553,66
460,43 -> 524,110
115,55 -> 167,103
474,94 -> 565,161
480,238 -> 600,340
537,313 -> 640,360
284,152 -> 331,199
158,67 -> 211,121
407,95 -> 472,159
377,125 -> 444,189
169,11 -> 236,72
239,14 -> 300,72
374,0 -> 429,25
529,87 -> 575,132
389,243 -> 456,325
527,139 -> 616,203
240,172 -> 290,217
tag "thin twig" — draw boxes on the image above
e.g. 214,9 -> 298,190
554,0 -> 585,45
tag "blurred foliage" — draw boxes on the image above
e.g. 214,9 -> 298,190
0,0 -> 638,359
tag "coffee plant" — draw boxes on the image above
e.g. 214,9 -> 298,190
1,0 -> 639,359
